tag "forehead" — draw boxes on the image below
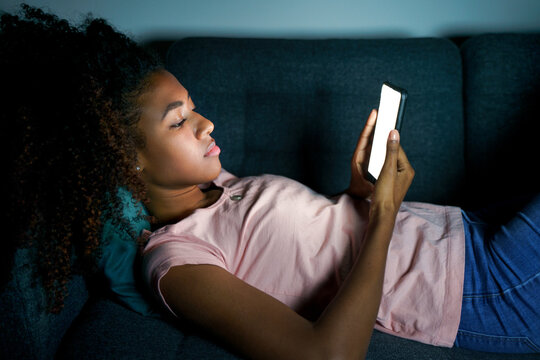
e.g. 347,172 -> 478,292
142,70 -> 188,107
137,71 -> 189,128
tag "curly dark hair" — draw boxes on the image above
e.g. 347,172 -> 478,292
1,4 -> 163,312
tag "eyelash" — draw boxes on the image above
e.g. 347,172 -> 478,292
170,119 -> 187,129
169,103 -> 196,129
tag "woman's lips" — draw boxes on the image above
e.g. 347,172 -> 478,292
204,141 -> 221,157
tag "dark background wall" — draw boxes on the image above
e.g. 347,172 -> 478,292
2,0 -> 540,45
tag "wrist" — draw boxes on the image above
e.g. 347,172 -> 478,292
364,205 -> 396,249
369,202 -> 398,223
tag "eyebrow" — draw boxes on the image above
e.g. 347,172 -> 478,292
161,95 -> 192,121
161,100 -> 184,121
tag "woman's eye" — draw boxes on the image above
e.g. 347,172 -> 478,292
170,119 -> 186,129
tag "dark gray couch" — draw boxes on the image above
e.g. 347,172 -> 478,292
2,34 -> 539,360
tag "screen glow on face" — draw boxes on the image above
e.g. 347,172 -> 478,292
368,84 -> 402,180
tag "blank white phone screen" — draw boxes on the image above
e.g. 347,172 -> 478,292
368,84 -> 402,180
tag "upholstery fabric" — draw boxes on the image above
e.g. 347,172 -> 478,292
0,248 -> 88,360
461,34 -> 540,207
56,297 -> 239,360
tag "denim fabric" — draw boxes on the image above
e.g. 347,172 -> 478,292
456,194 -> 540,353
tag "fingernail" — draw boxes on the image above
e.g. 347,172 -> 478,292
390,130 -> 399,142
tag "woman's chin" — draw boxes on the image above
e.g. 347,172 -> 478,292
208,160 -> 222,181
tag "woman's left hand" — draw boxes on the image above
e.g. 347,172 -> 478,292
347,109 -> 377,199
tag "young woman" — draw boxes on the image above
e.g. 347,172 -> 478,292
136,68 -> 415,360
3,6 -> 539,359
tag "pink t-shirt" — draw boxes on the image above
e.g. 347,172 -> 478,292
142,170 -> 465,347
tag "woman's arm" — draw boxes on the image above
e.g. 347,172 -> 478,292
160,129 -> 414,360
315,129 -> 414,359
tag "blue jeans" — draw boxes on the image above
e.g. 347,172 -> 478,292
455,194 -> 540,353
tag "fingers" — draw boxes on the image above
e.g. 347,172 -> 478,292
348,110 -> 378,199
352,109 -> 377,164
360,109 -> 377,147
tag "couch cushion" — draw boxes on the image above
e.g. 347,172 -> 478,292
56,296 -> 540,360
367,330 -> 540,360
167,37 -> 465,205
0,248 -> 88,360
57,297 -> 240,360
461,33 -> 540,208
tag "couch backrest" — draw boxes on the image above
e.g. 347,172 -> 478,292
461,33 -> 540,207
167,38 -> 466,205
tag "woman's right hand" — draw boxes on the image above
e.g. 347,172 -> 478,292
370,129 -> 414,218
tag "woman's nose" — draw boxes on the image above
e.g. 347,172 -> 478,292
195,114 -> 214,139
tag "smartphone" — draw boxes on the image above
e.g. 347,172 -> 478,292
367,82 -> 407,182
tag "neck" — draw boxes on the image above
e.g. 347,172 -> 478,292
145,184 -> 213,225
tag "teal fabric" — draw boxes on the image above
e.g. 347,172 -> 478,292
99,187 -> 157,317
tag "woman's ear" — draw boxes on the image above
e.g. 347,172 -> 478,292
135,151 -> 146,173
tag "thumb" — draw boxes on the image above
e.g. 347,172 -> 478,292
379,130 -> 400,177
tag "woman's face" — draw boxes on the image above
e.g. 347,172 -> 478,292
136,70 -> 221,189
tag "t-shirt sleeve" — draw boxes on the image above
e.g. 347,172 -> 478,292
141,233 -> 228,316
